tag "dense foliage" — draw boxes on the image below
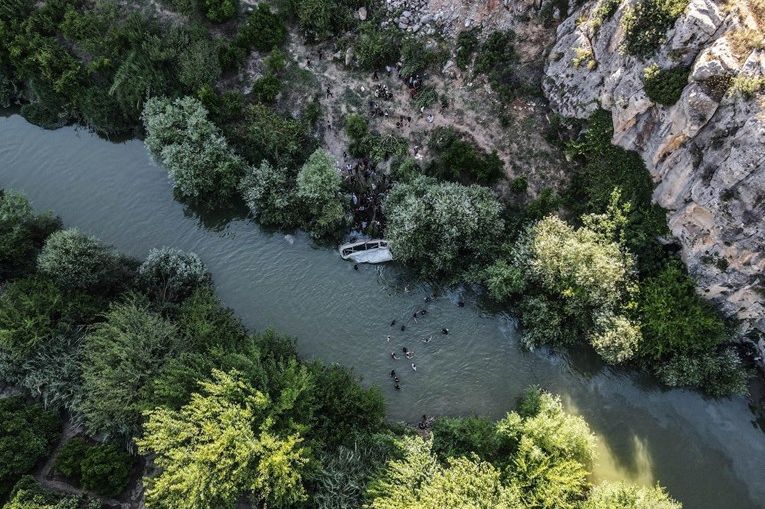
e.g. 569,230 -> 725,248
37,229 -> 131,294
384,177 -> 505,279
643,64 -> 689,105
0,192 -> 689,508
55,438 -> 132,497
0,398 -> 60,500
425,127 -> 504,186
143,97 -> 247,205
0,191 -> 60,282
296,149 -> 348,238
622,0 -> 690,56
138,247 -> 210,304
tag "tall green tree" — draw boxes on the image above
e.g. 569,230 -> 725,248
384,177 -> 505,278
136,369 -> 309,509
79,298 -> 181,439
296,149 -> 347,238
37,229 -> 129,293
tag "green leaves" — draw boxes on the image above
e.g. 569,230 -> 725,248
296,149 -> 347,239
385,177 -> 505,279
137,369 -> 309,509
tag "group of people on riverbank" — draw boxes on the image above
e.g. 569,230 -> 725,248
342,155 -> 390,237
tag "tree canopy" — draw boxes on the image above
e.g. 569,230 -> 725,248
136,369 -> 309,509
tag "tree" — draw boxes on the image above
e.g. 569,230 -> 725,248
236,4 -> 287,52
136,369 -> 309,509
2,476 -> 91,509
296,149 -> 347,238
384,177 -> 505,278
199,0 -> 237,22
79,298 -> 181,439
367,436 -> 522,509
498,389 -> 596,509
239,161 -> 301,228
0,190 -> 60,281
0,398 -> 61,500
37,229 -> 129,293
638,262 -> 727,360
138,247 -> 210,303
142,96 -> 247,204
0,276 -> 101,361
79,442 -> 132,497
426,127 -> 504,186
583,481 -> 682,509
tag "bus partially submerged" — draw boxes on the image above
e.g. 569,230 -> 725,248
339,239 -> 393,264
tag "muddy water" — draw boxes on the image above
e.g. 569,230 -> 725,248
1,113 -> 763,508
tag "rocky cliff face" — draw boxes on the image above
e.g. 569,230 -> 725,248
543,0 -> 765,335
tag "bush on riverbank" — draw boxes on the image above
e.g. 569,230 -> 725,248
384,176 -> 505,279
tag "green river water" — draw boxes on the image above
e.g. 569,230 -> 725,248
1,113 -> 763,508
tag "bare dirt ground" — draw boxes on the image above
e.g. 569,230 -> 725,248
279,32 -> 568,198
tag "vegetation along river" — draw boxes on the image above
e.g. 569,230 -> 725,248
2,113 -> 764,508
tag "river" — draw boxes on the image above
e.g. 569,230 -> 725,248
1,113 -> 763,508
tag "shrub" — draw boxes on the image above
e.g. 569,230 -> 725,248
431,416 -> 501,462
455,28 -> 480,70
654,348 -> 749,397
55,438 -> 132,497
9,332 -> 86,414
239,161 -> 302,228
79,443 -> 132,497
251,73 -> 281,103
224,103 -> 317,170
643,64 -> 689,105
0,190 -> 61,281
622,0 -> 690,57
199,0 -> 237,22
3,476 -> 88,509
79,298 -> 182,439
138,247 -> 210,303
177,38 -> 221,91
729,75 -> 765,98
384,177 -> 505,278
37,229 -> 129,293
136,370 -> 310,509
426,127 -> 504,186
473,31 -> 517,100
175,287 -> 249,352
142,96 -> 247,204
398,37 -> 448,79
510,176 -> 528,193
584,481 -> 682,509
354,24 -> 401,71
304,365 -> 386,447
0,397 -> 61,500
54,437 -> 90,480
296,149 -> 347,238
310,433 -> 399,509
0,276 -> 102,361
293,0 -> 362,41
638,262 -> 727,360
236,4 -> 287,52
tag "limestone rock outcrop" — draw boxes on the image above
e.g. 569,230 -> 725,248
543,0 -> 765,335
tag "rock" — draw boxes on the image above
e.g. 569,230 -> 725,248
358,6 -> 367,20
543,0 -> 765,333
402,10 -> 412,17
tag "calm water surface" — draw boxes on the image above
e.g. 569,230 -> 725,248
1,114 -> 763,508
